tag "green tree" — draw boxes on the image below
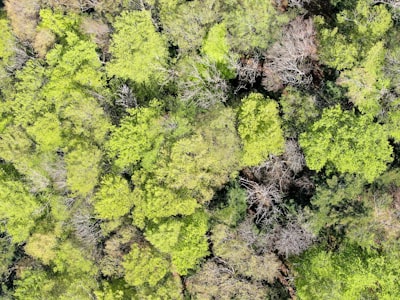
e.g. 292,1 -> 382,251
224,0 -> 289,53
131,180 -> 199,228
123,244 -> 170,287
238,93 -> 285,167
0,171 -> 41,243
280,87 -> 319,137
294,243 -> 400,299
339,42 -> 390,117
145,210 -> 209,275
201,22 -> 235,79
160,0 -> 221,54
315,1 -> 392,70
107,100 -> 166,171
94,175 -> 134,220
107,11 -> 169,84
65,142 -> 102,196
299,105 -> 393,182
154,106 -> 241,203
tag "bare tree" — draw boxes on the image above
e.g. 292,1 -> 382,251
274,219 -> 315,258
373,0 -> 400,9
71,211 -> 102,256
177,56 -> 229,109
116,84 -> 137,109
231,54 -> 263,93
240,177 -> 284,226
262,17 -> 318,90
250,140 -> 305,192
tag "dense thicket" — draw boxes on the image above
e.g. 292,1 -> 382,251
1,0 -> 400,299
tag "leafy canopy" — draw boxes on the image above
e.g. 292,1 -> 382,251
300,105 -> 393,182
107,11 -> 169,84
238,93 -> 285,167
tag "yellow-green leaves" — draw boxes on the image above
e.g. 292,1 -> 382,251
238,93 -> 284,167
107,11 -> 169,84
123,244 -> 170,287
339,42 -> 390,117
300,106 -> 393,182
0,172 -> 40,243
107,100 -> 164,170
94,175 -> 134,220
145,211 -> 209,275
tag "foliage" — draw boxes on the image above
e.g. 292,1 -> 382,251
238,93 -> 285,166
107,100 -> 165,171
224,0 -> 289,53
0,172 -> 41,243
107,11 -> 168,84
294,243 -> 400,299
123,244 -> 169,287
94,175 -> 134,220
315,1 -> 393,70
300,105 -> 393,182
145,210 -> 209,275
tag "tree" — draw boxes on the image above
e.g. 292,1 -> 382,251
224,0 -> 289,53
211,223 -> 281,283
0,171 -> 41,244
5,0 -> 40,42
131,181 -> 199,228
338,41 -> 390,117
106,100 -> 166,171
65,142 -> 102,196
186,261 -> 270,300
160,0 -> 221,54
175,55 -> 230,109
299,105 -> 393,182
123,243 -> 170,287
294,243 -> 400,299
201,22 -> 236,79
153,106 -> 241,203
315,1 -> 392,70
94,175 -> 134,220
280,87 -> 319,137
238,93 -> 285,167
144,210 -> 209,275
107,11 -> 169,84
262,17 -> 318,90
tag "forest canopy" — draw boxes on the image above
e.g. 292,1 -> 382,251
1,0 -> 400,299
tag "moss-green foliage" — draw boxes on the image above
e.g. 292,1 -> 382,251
212,182 -> 248,227
225,0 -> 289,53
280,87 -> 320,137
238,93 -> 285,166
309,175 -> 368,234
107,100 -> 165,171
145,210 -> 209,275
160,0 -> 221,54
211,224 -> 281,283
339,42 -> 390,117
107,11 -> 168,84
123,244 -> 170,287
316,1 -> 392,70
94,175 -> 134,220
65,142 -> 102,196
131,181 -> 199,227
0,171 -> 40,243
294,243 -> 400,299
300,105 -> 393,182
154,107 -> 241,202
202,22 -> 235,79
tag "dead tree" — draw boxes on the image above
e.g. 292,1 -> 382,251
262,17 -> 318,91
177,56 -> 229,108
